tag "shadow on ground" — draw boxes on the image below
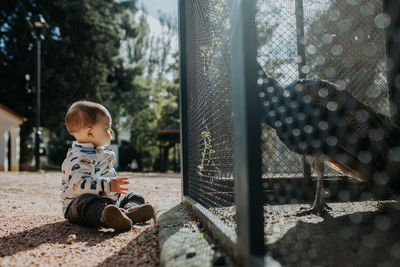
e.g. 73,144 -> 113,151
97,226 -> 158,266
268,205 -> 400,266
0,220 -> 115,257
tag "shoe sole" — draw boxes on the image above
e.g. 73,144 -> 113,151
125,204 -> 155,224
101,205 -> 132,232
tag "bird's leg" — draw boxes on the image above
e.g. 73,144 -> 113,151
311,165 -> 332,214
297,156 -> 332,216
302,155 -> 312,181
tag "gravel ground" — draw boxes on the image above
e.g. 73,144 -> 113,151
0,171 -> 181,267
211,200 -> 400,266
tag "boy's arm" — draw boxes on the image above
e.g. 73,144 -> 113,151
99,167 -> 117,178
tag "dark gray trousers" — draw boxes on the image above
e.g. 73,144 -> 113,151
65,192 -> 145,227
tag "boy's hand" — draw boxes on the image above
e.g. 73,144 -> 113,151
109,177 -> 130,194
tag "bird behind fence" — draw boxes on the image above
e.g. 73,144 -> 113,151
258,65 -> 400,215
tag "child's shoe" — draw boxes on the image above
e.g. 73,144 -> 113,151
125,203 -> 156,224
101,205 -> 132,232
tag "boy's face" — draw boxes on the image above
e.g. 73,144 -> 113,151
91,114 -> 114,147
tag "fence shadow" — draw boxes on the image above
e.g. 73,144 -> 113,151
268,205 -> 400,266
0,220 -> 115,257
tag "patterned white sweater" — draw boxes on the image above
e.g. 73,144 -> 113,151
60,141 -> 119,215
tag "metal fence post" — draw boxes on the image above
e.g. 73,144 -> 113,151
230,0 -> 265,266
384,0 -> 400,124
384,0 -> 400,193
295,0 -> 306,79
179,0 -> 189,198
295,0 -> 312,181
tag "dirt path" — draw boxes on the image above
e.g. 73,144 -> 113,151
0,172 -> 181,267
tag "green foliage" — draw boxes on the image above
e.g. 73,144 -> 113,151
120,18 -> 179,171
40,0 -> 127,126
197,130 -> 212,176
127,73 -> 179,171
1,0 -> 36,163
0,0 -> 135,163
1,0 -> 179,171
47,125 -> 74,166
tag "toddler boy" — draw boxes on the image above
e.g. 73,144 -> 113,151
60,100 -> 155,232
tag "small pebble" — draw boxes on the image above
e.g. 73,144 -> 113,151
67,234 -> 76,244
186,247 -> 196,258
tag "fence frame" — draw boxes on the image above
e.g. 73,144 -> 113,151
179,0 -> 400,266
179,0 -> 265,266
384,0 -> 400,193
385,0 -> 400,126
178,0 -> 189,198
230,0 -> 265,266
178,0 -> 241,262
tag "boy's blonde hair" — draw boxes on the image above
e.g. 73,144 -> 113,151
65,101 -> 109,134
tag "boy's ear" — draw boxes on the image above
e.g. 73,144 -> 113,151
86,127 -> 94,138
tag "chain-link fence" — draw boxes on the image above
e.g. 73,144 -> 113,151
258,0 -> 388,177
183,0 -> 234,209
256,0 -> 391,207
180,0 -> 400,266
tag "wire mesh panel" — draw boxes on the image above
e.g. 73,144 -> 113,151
255,0 -> 400,266
257,0 -> 310,178
303,0 -> 389,115
184,0 -> 234,209
257,0 -> 391,200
